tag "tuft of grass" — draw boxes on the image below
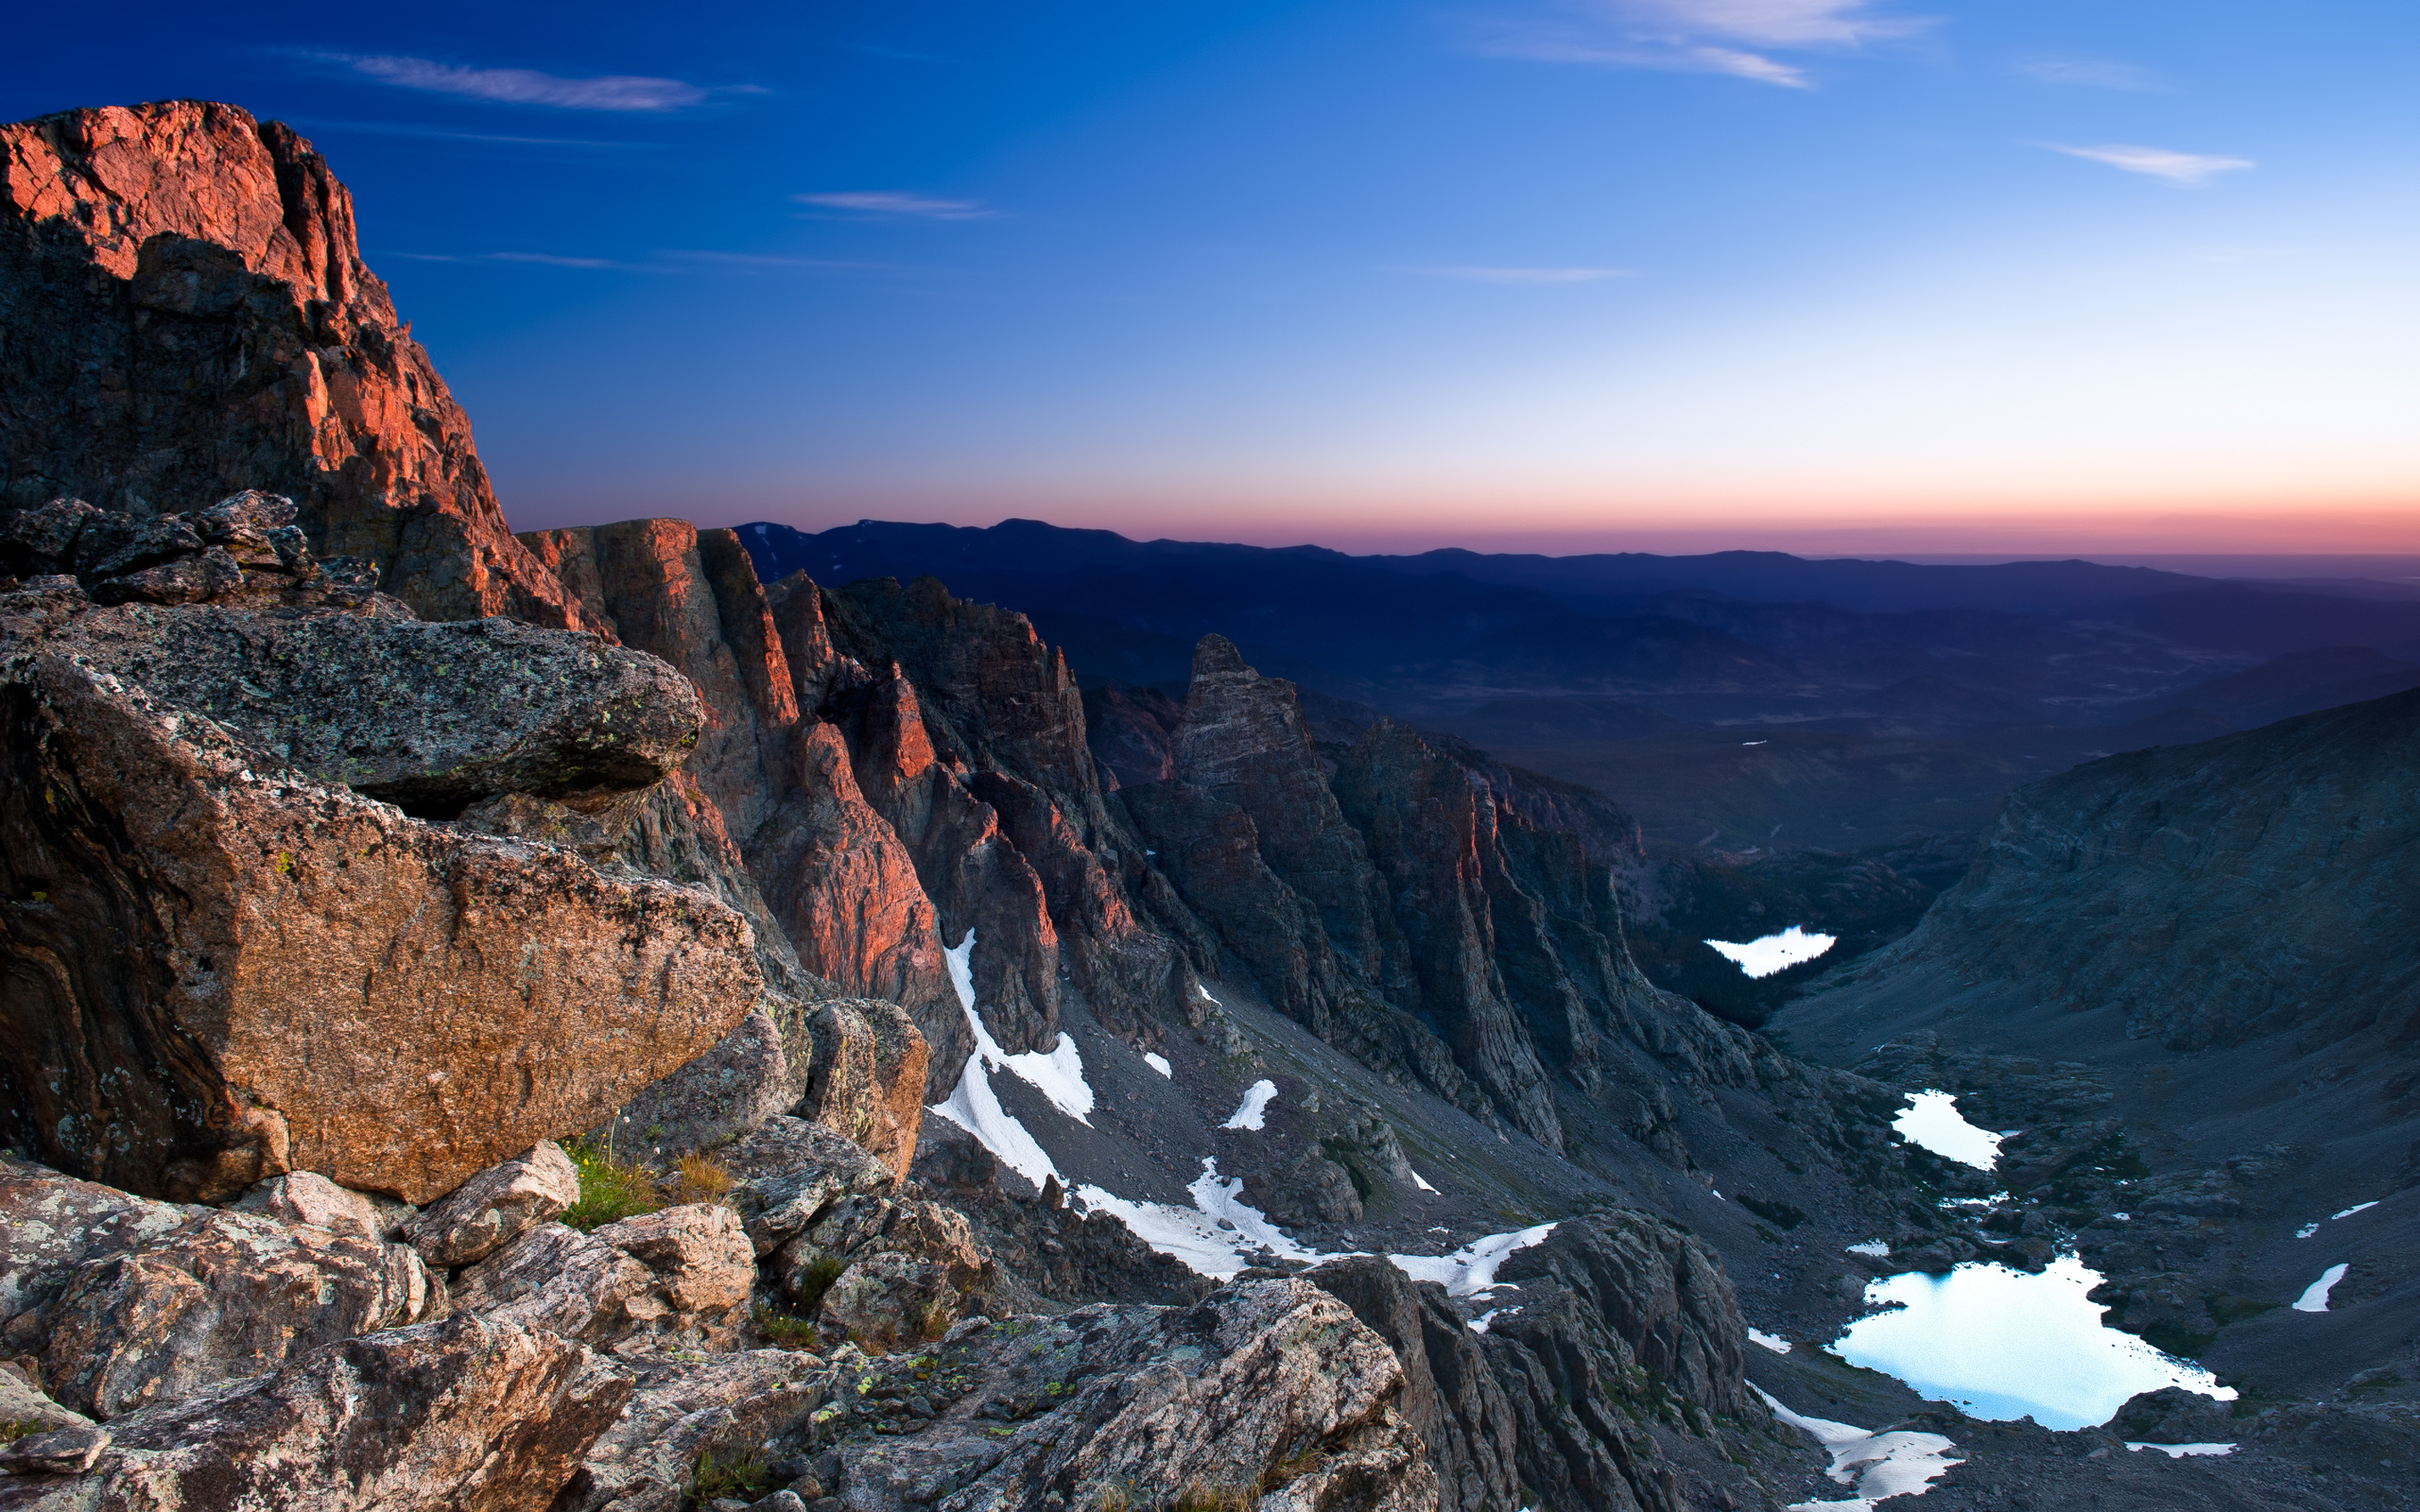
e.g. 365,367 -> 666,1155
562,1141 -> 661,1231
0,1420 -> 45,1446
791,1253 -> 845,1314
674,1153 -> 734,1207
754,1304 -> 821,1348
692,1446 -> 778,1499
1169,1482 -> 1256,1512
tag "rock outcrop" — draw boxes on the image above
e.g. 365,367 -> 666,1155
0,1159 -> 194,1357
0,1314 -> 631,1511
406,1143 -> 580,1270
1478,1213 -> 1771,1512
0,101 -> 590,629
798,998 -> 930,1182
450,1206 -> 754,1352
40,1209 -> 442,1420
0,571 -> 760,1202
1305,1257 -> 1521,1512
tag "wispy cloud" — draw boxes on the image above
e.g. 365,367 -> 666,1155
1474,0 -> 1927,88
1409,265 -> 1635,284
665,250 -> 887,271
2043,143 -> 2253,186
334,54 -> 706,112
792,191 -> 997,221
388,250 -> 660,270
2015,56 -> 2164,91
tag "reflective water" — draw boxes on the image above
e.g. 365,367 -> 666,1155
1833,1255 -> 2236,1430
1893,1090 -> 2006,1170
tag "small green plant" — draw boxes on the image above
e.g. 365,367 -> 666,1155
691,1446 -> 778,1499
790,1253 -> 845,1314
754,1304 -> 821,1348
0,1420 -> 45,1446
562,1141 -> 661,1231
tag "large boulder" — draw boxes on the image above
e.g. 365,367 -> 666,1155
0,1158 -> 194,1356
0,1314 -> 631,1511
31,588 -> 704,816
230,1172 -> 390,1243
406,1143 -> 581,1270
0,587 -> 761,1202
600,1004 -> 798,1159
813,1280 -> 1437,1512
38,1209 -> 441,1420
449,1207 -> 753,1352
797,998 -> 930,1183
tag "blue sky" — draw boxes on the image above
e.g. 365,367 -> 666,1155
9,2 -> 2417,553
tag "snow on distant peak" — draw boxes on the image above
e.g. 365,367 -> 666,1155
1221,1079 -> 1278,1130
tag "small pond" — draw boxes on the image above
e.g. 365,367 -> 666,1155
1833,1254 -> 2236,1430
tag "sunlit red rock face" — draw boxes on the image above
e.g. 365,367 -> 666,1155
0,100 -> 588,629
526,521 -> 1213,1086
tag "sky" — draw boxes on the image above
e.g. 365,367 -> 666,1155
9,1 -> 2418,556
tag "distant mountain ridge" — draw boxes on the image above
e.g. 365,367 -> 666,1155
737,518 -> 2420,852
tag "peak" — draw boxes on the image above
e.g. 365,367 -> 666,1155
1191,633 -> 1248,678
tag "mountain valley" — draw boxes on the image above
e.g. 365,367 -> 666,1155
0,98 -> 2413,1512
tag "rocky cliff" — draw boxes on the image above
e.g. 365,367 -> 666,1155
0,100 -> 2079,1512
0,101 -> 588,628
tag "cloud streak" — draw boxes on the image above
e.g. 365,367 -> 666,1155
1475,0 -> 1924,88
2043,143 -> 2254,186
792,191 -> 997,220
337,55 -> 706,112
2015,57 -> 2164,91
1409,265 -> 1635,284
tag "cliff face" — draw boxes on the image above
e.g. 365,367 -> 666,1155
1100,634 -> 1693,1152
1866,686 -> 2420,1055
0,101 -> 586,629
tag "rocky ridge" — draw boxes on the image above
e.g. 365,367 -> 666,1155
4,94 -> 2358,1512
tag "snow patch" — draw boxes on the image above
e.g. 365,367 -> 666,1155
2330,1201 -> 2379,1221
2293,1263 -> 2348,1313
1705,924 -> 1836,979
1893,1091 -> 2004,1170
1197,984 -> 1222,1005
1000,1033 -> 1095,1125
2295,1222 -> 2322,1239
1750,1329 -> 1793,1354
1409,1168 -> 1438,1194
1756,1387 -> 1960,1510
1221,1079 -> 1278,1130
1468,1306 -> 1521,1334
2128,1442 -> 2236,1457
1143,1052 -> 1172,1078
929,933 -> 1063,1189
1390,1224 -> 1558,1297
1847,1240 -> 1892,1258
